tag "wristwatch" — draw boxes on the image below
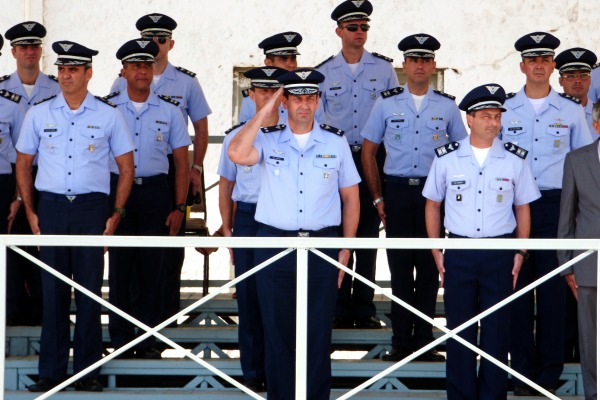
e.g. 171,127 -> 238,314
515,250 -> 529,260
372,197 -> 384,207
191,163 -> 203,173
174,203 -> 186,213
114,207 -> 126,218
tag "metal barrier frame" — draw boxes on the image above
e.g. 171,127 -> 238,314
0,235 -> 598,399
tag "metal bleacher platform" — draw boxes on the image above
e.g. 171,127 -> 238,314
3,279 -> 585,399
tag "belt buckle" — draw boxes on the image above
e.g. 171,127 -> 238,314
66,195 -> 77,202
351,145 -> 362,153
408,178 -> 420,186
134,177 -> 143,185
298,231 -> 310,237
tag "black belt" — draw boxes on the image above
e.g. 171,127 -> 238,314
39,191 -> 107,203
133,174 -> 168,186
236,201 -> 257,212
350,144 -> 362,153
539,188 -> 562,198
259,223 -> 338,237
385,175 -> 427,186
448,232 -> 513,239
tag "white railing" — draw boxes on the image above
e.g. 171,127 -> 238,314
0,235 -> 598,399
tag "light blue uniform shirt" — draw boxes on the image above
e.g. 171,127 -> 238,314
109,91 -> 191,177
316,51 -> 399,146
584,97 -> 595,134
501,87 -> 592,190
16,92 -> 134,195
423,137 -> 541,238
361,85 -> 467,177
218,116 -> 287,204
111,62 -> 211,125
252,123 -> 361,231
0,94 -> 27,172
238,93 -> 287,123
590,67 -> 600,103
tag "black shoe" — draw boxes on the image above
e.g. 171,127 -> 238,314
381,347 -> 412,362
74,378 -> 103,392
135,347 -> 162,359
245,379 -> 265,392
414,349 -> 445,362
28,378 -> 61,392
514,384 -> 537,396
332,317 -> 354,329
113,349 -> 135,359
355,316 -> 382,329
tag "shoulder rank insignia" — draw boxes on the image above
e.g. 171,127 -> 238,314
261,124 -> 286,133
315,55 -> 334,69
506,92 -> 517,99
103,91 -> 120,100
0,90 -> 22,103
48,74 -> 59,82
381,87 -> 404,98
241,88 -> 250,98
504,142 -> 528,159
34,94 -> 56,106
158,94 -> 180,106
433,89 -> 456,100
225,121 -> 247,135
175,66 -> 197,78
559,92 -> 581,104
372,52 -> 393,63
95,96 -> 117,108
592,62 -> 600,70
0,75 -> 10,83
320,124 -> 344,136
435,141 -> 459,157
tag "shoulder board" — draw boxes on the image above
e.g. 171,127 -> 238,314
559,92 -> 581,104
506,92 -> 517,99
34,94 -> 56,106
158,94 -> 180,106
0,89 -> 22,104
315,55 -> 334,69
320,124 -> 344,136
434,141 -> 459,157
504,142 -> 528,159
381,87 -> 404,98
103,91 -> 120,100
95,96 -> 117,108
261,124 -> 286,133
48,74 -> 59,82
0,75 -> 10,83
241,88 -> 250,98
592,63 -> 600,70
175,66 -> 197,78
372,52 -> 393,63
225,121 -> 247,135
433,89 -> 456,100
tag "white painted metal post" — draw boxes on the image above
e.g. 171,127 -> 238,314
296,247 -> 308,400
0,239 -> 6,400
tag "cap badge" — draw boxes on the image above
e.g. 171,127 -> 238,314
415,36 -> 429,45
530,34 -> 546,44
59,43 -> 73,52
351,0 -> 365,7
22,23 -> 36,31
262,68 -> 276,77
486,85 -> 500,94
148,15 -> 163,23
283,34 -> 297,43
296,71 -> 311,80
571,50 -> 585,59
136,40 -> 150,48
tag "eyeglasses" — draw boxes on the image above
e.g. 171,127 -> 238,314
561,72 -> 591,80
143,35 -> 170,44
341,23 -> 370,32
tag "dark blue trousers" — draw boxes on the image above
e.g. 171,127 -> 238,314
108,174 -> 170,351
444,247 -> 513,400
255,225 -> 338,400
37,192 -> 108,381
510,190 -> 565,388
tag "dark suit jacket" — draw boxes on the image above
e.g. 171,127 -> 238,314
557,140 -> 600,287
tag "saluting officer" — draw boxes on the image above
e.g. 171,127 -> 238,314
318,0 -> 400,330
424,84 -> 540,400
228,69 -> 360,400
238,32 -> 301,122
107,39 -> 191,359
16,41 -> 135,392
501,31 -> 593,396
555,47 -> 597,134
362,33 -> 467,362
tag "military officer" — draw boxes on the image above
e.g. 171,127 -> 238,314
501,31 -> 593,396
362,33 -> 467,362
318,0 -> 399,330
238,31 -> 301,122
16,41 -> 135,392
107,39 -> 191,359
111,12 -> 212,323
228,69 -> 360,400
589,64 -> 600,103
555,47 -> 597,134
424,84 -> 540,400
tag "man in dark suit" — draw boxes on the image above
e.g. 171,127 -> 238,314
557,99 -> 600,400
